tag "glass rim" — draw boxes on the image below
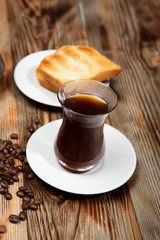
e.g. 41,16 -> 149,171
57,79 -> 118,117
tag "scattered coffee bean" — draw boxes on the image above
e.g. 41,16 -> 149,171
17,191 -> 25,198
1,180 -> 8,188
9,147 -> 14,153
18,155 -> 24,162
4,153 -> 10,159
8,157 -> 14,165
11,150 -> 16,156
0,225 -> 6,233
34,198 -> 42,205
19,211 -> 27,221
34,117 -> 40,125
5,163 -> 10,168
0,143 -> 5,151
27,172 -> 36,180
11,167 -> 18,176
28,125 -> 35,134
24,189 -> 33,194
17,165 -> 24,172
12,144 -> 19,149
0,162 -> 4,169
6,140 -> 12,144
19,186 -> 27,191
12,176 -> 19,182
5,192 -> 12,200
10,133 -> 18,140
23,195 -> 31,202
16,148 -> 22,154
27,192 -> 34,198
22,201 -> 30,210
9,214 -> 19,223
21,147 -> 26,153
28,203 -> 37,211
8,179 -> 14,185
0,188 -> 7,194
3,148 -> 8,154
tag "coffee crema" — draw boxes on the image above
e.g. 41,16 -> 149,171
64,94 -> 108,115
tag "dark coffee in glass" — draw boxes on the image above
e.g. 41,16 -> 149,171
54,79 -> 117,172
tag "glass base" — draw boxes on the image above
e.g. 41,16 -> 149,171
57,158 -> 103,173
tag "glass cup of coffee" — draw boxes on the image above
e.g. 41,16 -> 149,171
54,79 -> 118,172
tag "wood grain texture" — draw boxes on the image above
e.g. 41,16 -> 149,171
0,0 -> 159,239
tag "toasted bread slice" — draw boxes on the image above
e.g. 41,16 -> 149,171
36,45 -> 122,92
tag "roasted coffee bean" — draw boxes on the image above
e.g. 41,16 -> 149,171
19,186 -> 27,191
15,153 -> 20,158
22,201 -> 30,210
0,161 -> 4,169
5,192 -> 12,200
0,177 -> 2,181
19,211 -> 27,221
1,180 -> 8,188
17,191 -> 25,198
0,143 -> 5,151
12,176 -> 19,182
3,148 -> 8,154
11,167 -> 18,176
0,188 -> 7,194
4,153 -> 10,159
27,192 -> 34,198
24,189 -> 33,194
34,198 -> 42,205
1,171 -> 11,178
9,215 -> 19,223
1,140 -> 8,146
9,147 -> 14,153
16,148 -> 22,154
10,133 -> 18,139
21,147 -> 26,153
0,225 -> 6,233
8,179 -> 14,185
27,172 -> 36,180
12,144 -> 19,149
28,125 -> 35,134
35,117 -> 40,125
5,163 -> 10,168
18,155 -> 24,162
0,152 -> 5,161
5,144 -> 12,150
17,165 -> 24,172
6,140 -> 12,144
3,166 -> 9,171
28,203 -> 37,211
23,195 -> 31,202
8,158 -> 14,165
11,150 -> 16,156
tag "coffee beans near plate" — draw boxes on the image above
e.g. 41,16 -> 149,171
0,123 -> 43,233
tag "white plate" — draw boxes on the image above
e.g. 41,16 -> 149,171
26,119 -> 136,195
14,50 -> 61,107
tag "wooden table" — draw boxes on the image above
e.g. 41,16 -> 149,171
0,0 -> 159,239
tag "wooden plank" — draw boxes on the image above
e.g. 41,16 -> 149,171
78,0 -> 160,239
0,0 -> 159,239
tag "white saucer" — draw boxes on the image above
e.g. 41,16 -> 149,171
26,119 -> 136,195
14,50 -> 61,107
